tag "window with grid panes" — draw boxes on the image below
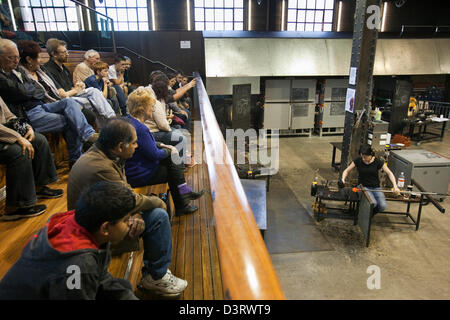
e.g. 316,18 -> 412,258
286,0 -> 334,32
19,0 -> 79,31
94,0 -> 149,31
194,0 -> 244,31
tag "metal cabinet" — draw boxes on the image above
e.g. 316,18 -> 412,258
264,79 -> 316,134
388,150 -> 450,198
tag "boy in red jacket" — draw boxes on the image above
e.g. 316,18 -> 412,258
0,181 -> 140,300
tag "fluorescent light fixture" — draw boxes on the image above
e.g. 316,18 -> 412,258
337,1 -> 342,32
381,1 -> 388,32
249,0 -> 252,30
7,0 -> 16,31
281,0 -> 285,31
84,0 -> 92,31
151,0 -> 156,30
187,0 -> 191,30
78,5 -> 85,31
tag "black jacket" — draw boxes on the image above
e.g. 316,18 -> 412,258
0,68 -> 46,118
0,211 -> 138,300
43,58 -> 73,91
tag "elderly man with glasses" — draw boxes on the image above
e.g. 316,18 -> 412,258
0,38 -> 97,167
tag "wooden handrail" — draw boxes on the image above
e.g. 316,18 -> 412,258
194,72 -> 285,300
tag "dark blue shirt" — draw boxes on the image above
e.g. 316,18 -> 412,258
84,74 -> 104,91
124,115 -> 169,187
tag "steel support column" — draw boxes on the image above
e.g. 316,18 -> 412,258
339,0 -> 381,178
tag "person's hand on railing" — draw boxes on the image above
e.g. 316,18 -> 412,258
188,78 -> 197,89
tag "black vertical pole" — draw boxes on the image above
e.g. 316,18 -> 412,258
339,0 -> 381,178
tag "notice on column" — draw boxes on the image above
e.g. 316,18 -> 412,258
345,88 -> 356,113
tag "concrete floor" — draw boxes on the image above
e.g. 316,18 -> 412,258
265,130 -> 450,300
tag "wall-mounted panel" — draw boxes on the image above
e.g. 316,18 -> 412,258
265,79 -> 291,102
377,39 -> 441,75
205,38 -> 450,77
206,77 -> 260,95
263,103 -> 291,130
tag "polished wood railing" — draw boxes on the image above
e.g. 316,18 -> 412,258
194,73 -> 285,300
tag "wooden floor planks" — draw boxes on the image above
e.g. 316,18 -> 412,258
0,166 -> 70,279
0,155 -> 224,300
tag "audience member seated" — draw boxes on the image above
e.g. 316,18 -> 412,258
0,181 -> 139,300
67,118 -> 188,297
168,74 -> 191,130
17,40 -> 114,130
122,56 -> 136,94
72,49 -> 99,84
181,76 -> 193,108
125,87 -> 204,216
151,73 -> 191,129
108,55 -> 128,115
0,38 -> 97,168
181,76 -> 188,87
144,80 -> 188,164
84,61 -> 121,115
42,39 -> 116,126
0,96 -> 62,221
175,71 -> 184,89
149,70 -> 196,105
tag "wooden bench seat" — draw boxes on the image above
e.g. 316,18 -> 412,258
108,161 -> 224,299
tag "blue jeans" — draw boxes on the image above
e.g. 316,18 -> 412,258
72,87 -> 116,127
140,208 -> 172,280
365,186 -> 387,214
25,98 -> 96,163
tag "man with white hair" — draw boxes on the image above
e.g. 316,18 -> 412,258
72,49 -> 100,84
0,38 -> 97,167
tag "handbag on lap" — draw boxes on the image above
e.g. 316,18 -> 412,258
4,118 -> 29,137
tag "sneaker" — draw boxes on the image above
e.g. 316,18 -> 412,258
36,186 -> 64,199
140,270 -> 187,297
2,204 -> 47,221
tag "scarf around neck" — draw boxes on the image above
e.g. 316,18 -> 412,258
19,65 -> 62,103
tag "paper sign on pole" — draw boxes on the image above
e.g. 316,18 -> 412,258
345,88 -> 356,113
349,67 -> 357,85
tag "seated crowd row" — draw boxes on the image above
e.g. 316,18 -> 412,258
0,38 -> 202,299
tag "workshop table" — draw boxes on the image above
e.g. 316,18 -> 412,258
240,179 -> 267,238
358,179 -> 445,247
403,117 -> 448,145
